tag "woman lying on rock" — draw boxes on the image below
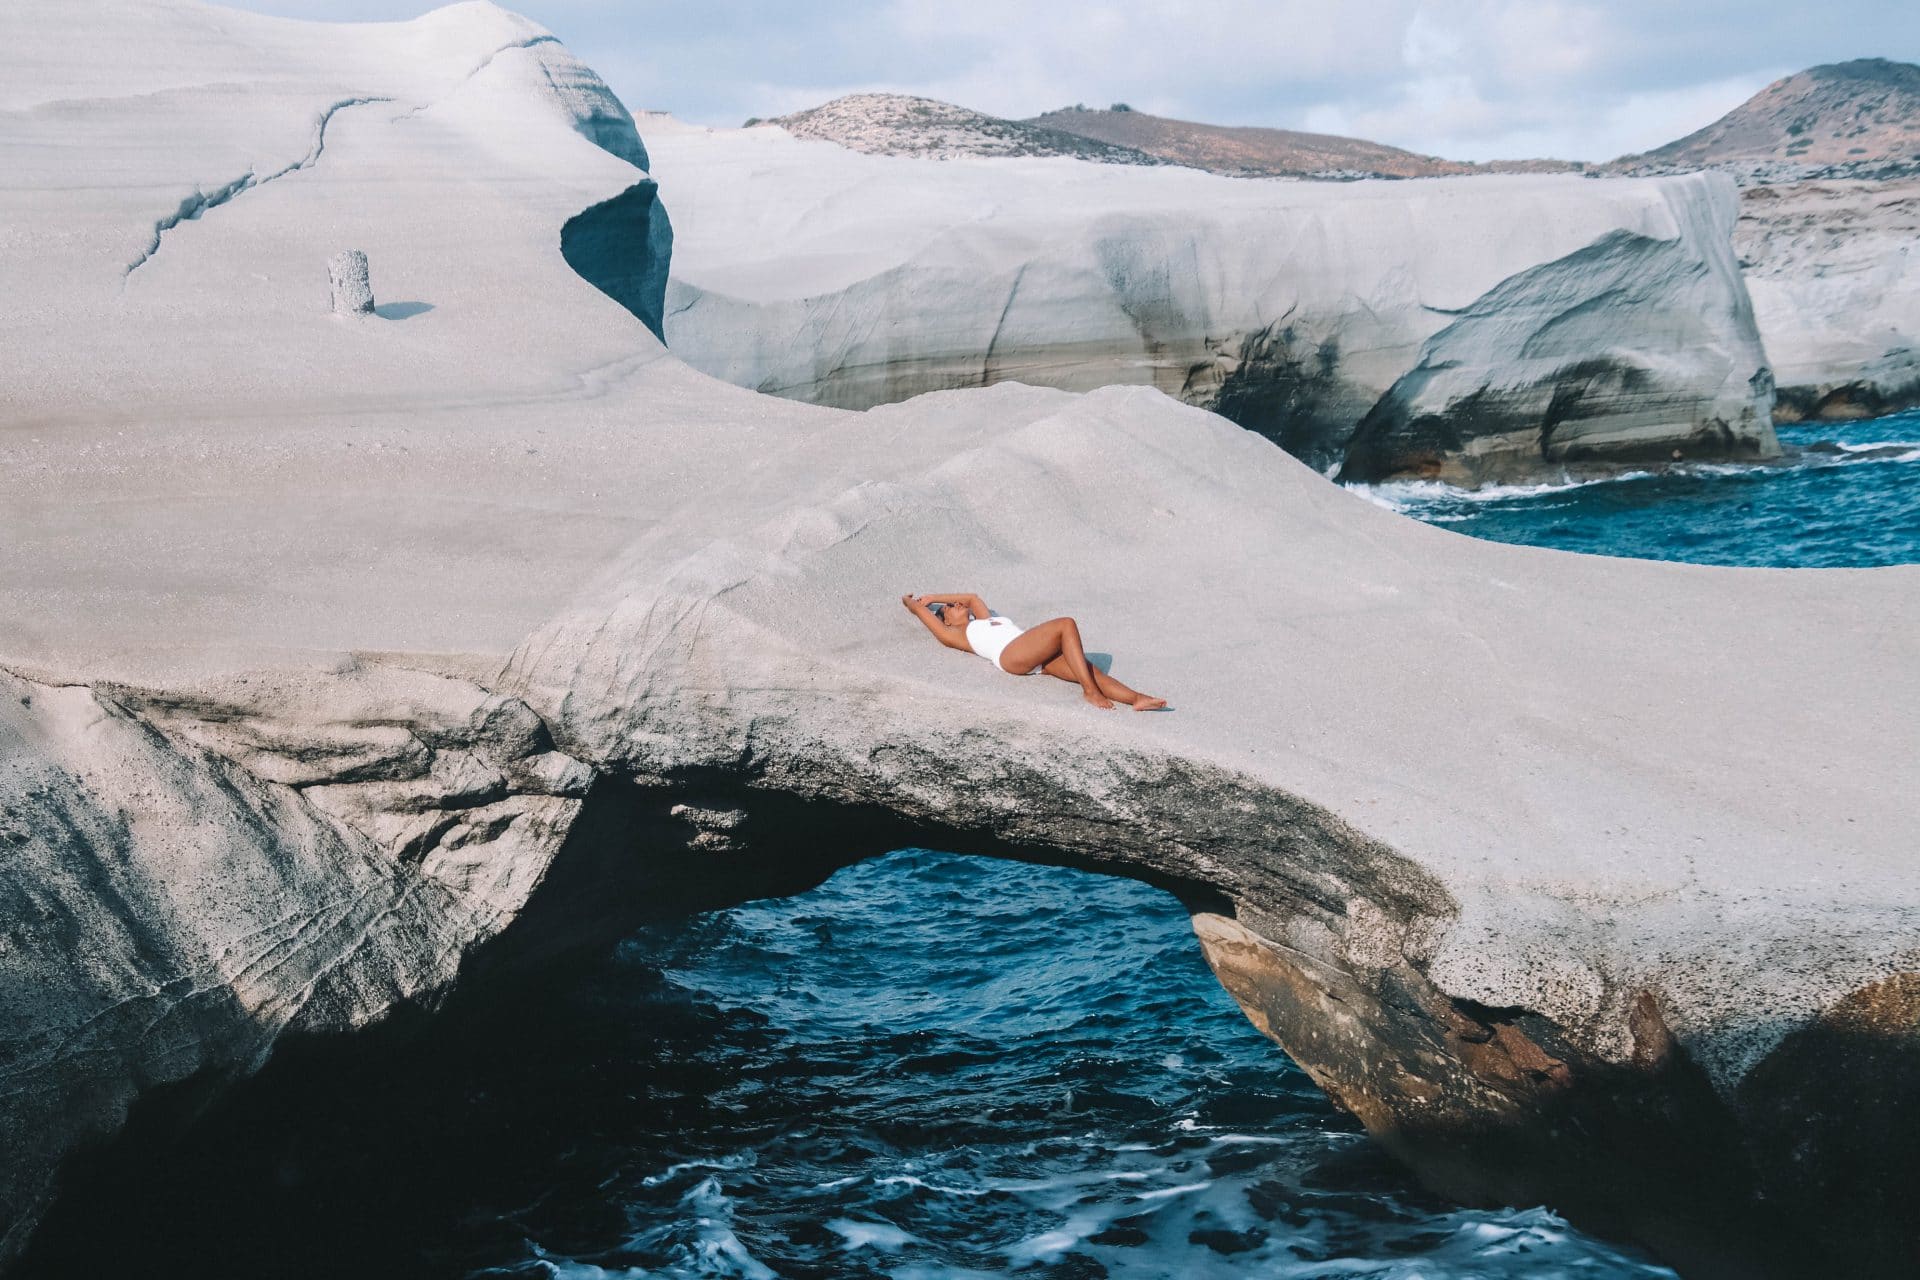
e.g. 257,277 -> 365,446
901,593 -> 1167,711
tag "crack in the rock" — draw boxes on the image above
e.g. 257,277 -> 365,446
387,35 -> 563,124
981,262 -> 1030,384
124,96 -> 393,276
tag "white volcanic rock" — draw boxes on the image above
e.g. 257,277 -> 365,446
1738,178 -> 1920,418
648,119 -> 1775,482
0,0 -> 666,427
0,3 -> 1916,1274
1343,213 -> 1777,481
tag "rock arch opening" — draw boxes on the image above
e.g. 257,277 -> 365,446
16,834 -> 1680,1278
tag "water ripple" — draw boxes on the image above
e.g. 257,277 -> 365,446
480,850 -> 1676,1279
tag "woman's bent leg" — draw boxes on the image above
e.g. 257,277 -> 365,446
1042,657 -> 1166,711
1001,618 -> 1112,708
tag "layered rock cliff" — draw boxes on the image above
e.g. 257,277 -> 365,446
650,118 -> 1775,483
2,4 -> 1916,1276
1614,58 -> 1920,419
1739,177 -> 1920,420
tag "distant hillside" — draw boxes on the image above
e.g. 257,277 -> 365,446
1618,58 -> 1920,178
764,94 -> 1161,164
764,64 -> 1920,186
1027,105 -> 1495,179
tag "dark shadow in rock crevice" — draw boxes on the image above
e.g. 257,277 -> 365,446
560,181 -> 674,341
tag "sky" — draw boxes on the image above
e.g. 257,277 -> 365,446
227,0 -> 1920,162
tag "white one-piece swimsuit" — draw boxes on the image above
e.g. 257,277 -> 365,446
965,615 -> 1031,673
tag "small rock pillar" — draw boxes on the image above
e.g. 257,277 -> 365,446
328,250 -> 375,316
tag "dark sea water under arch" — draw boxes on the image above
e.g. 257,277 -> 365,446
27,411 -> 1915,1279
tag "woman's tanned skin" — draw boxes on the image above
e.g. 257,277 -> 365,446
900,593 -> 1168,711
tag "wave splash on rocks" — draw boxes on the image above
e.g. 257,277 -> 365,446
1348,410 -> 1920,567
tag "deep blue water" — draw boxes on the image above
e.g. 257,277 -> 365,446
1352,411 -> 1920,568
483,852 -> 1677,1279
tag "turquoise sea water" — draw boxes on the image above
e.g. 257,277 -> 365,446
20,413 -> 1912,1279
1352,411 -> 1920,568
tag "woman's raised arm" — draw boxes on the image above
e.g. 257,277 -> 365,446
917,591 -> 990,619
901,594 -> 969,649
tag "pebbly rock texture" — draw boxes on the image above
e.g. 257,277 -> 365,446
0,662 -> 592,1263
1613,58 -> 1920,183
765,93 -> 1162,164
1027,103 -> 1584,179
2,4 -> 1917,1276
647,116 -> 1775,482
328,249 -> 375,315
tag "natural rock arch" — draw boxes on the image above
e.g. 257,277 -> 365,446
0,654 -> 1822,1272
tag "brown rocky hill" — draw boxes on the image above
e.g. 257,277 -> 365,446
764,94 -> 1160,164
1617,58 -> 1920,176
1027,104 -> 1580,178
1029,104 -> 1469,177
762,95 -> 1578,179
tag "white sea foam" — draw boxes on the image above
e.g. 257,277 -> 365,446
873,1173 -> 992,1197
641,1152 -> 757,1187
810,1173 -> 863,1192
530,1259 -> 650,1280
1008,1216 -> 1105,1263
1134,1179 -> 1211,1201
827,1217 -> 919,1250
1832,439 -> 1920,454
668,1176 -> 779,1280
1348,437 -> 1920,521
1345,471 -> 1655,516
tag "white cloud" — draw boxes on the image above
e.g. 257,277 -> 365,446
220,0 -> 1920,160
1309,67 -> 1785,161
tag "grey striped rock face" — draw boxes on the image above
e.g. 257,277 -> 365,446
646,118 -> 1774,483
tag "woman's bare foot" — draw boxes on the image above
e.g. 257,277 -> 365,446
1084,690 -> 1116,709
1130,695 -> 1168,712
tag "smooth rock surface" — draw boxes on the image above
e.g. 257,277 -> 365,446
1,3 -> 1915,1274
647,114 -> 1776,481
